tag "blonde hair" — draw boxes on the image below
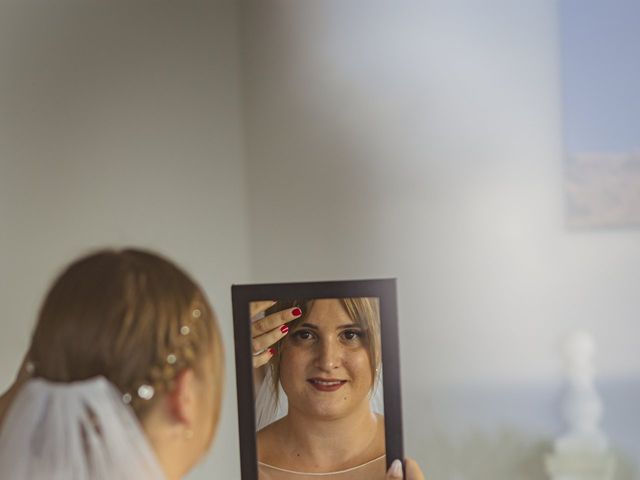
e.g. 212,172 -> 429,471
266,297 -> 380,403
28,248 -> 224,425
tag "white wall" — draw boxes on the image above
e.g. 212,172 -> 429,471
0,2 -> 247,478
240,0 -> 640,387
239,0 -> 640,465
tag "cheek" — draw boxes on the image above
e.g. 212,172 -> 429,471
200,379 -> 217,427
345,351 -> 373,387
279,347 -> 308,386
198,364 -> 220,444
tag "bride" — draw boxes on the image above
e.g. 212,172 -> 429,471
251,297 -> 410,480
0,248 -> 224,479
0,248 -> 423,479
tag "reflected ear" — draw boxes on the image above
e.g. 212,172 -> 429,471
167,368 -> 196,425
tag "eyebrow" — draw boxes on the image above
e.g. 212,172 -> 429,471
299,322 -> 361,330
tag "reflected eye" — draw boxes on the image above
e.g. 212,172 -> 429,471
340,329 -> 363,342
292,329 -> 316,342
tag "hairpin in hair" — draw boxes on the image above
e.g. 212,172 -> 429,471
179,307 -> 201,336
137,384 -> 155,400
121,306 -> 202,405
122,384 -> 155,404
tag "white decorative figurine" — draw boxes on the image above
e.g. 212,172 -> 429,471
545,330 -> 616,480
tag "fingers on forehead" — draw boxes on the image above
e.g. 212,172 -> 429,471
249,300 -> 276,318
252,349 -> 273,368
252,327 -> 286,353
254,309 -> 296,335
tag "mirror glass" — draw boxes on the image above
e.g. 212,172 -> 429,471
249,297 -> 386,479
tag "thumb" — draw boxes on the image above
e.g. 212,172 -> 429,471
385,459 -> 403,479
405,458 -> 425,480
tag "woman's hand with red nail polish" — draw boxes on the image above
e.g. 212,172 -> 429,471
249,301 -> 302,368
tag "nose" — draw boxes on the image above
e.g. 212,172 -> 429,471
314,336 -> 342,372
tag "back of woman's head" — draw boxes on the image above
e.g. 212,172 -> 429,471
29,248 -> 224,421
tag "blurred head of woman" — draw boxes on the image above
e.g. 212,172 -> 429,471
0,248 -> 224,480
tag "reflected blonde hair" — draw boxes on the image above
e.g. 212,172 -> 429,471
28,248 -> 224,431
266,297 -> 381,403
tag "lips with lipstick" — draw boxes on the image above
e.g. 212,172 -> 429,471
307,377 -> 348,392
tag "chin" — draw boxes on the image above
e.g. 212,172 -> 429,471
308,405 -> 352,419
302,396 -> 361,419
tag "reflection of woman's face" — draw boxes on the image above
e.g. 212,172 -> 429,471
279,299 -> 373,419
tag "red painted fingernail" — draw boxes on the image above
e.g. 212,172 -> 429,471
280,325 -> 289,334
292,308 -> 302,316
269,348 -> 276,355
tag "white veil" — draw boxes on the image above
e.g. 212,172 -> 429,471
0,376 -> 164,480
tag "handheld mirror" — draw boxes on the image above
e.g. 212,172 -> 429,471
232,279 -> 404,480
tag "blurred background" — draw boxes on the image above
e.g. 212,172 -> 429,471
1,1 -> 638,479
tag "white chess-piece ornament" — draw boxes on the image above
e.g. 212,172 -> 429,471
556,330 -> 607,453
545,330 -> 615,480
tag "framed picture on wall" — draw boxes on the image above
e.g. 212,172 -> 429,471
560,1 -> 640,229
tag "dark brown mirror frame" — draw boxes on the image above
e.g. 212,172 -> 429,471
231,278 -> 404,479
